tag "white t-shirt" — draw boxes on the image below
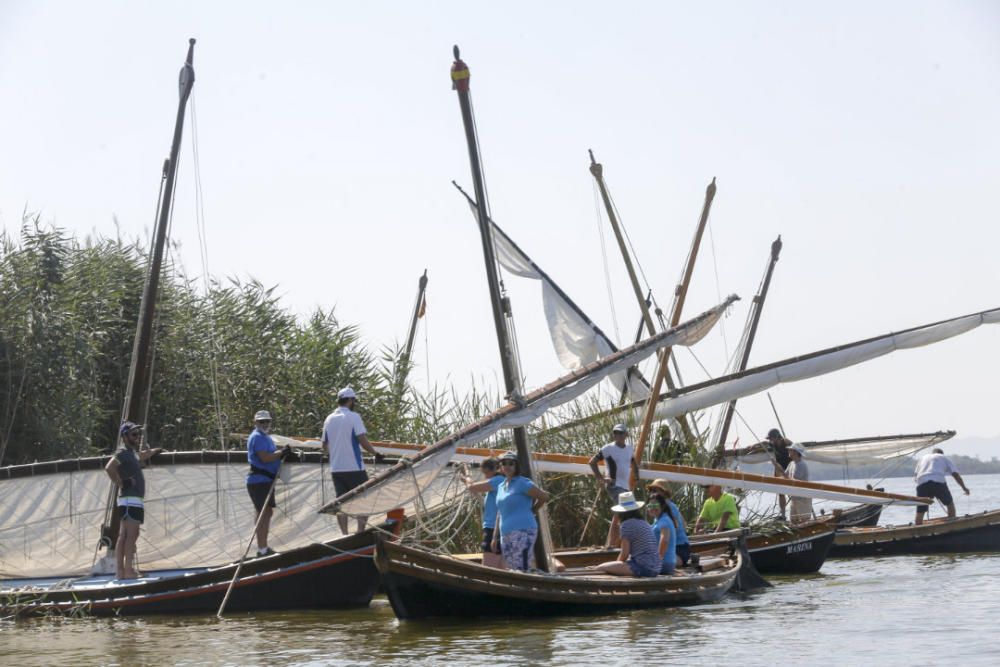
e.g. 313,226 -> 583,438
915,453 -> 957,485
599,441 -> 634,489
323,406 -> 368,472
786,459 -> 809,482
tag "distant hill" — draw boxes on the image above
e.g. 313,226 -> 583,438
940,435 -> 1000,461
739,453 -> 1000,481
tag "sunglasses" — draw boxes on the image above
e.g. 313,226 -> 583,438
500,460 -> 517,467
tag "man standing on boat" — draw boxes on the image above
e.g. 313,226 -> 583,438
693,485 -> 741,534
914,448 -> 970,525
784,443 -> 813,523
589,424 -> 640,547
246,410 -> 291,557
323,387 -> 385,534
104,421 -> 162,579
763,428 -> 792,519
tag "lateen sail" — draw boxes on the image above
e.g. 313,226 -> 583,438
724,431 -> 956,466
322,296 -> 738,518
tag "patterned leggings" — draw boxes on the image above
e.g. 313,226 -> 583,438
500,528 -> 538,571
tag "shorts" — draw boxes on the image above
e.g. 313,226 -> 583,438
247,482 -> 277,512
332,470 -> 370,497
607,485 -> 629,504
500,528 -> 538,571
916,480 -> 953,512
676,542 -> 691,566
626,558 -> 659,578
482,527 -> 499,553
118,505 -> 144,524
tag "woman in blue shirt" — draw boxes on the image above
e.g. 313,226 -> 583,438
469,451 -> 548,571
648,494 -> 677,574
464,457 -> 505,568
648,478 -> 691,566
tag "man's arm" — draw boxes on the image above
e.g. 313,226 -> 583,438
357,434 -> 385,463
105,457 -> 123,486
588,453 -> 608,484
716,512 -> 732,533
139,447 -> 163,462
953,472 -> 970,495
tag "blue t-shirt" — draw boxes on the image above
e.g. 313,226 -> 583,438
495,476 -> 538,535
652,513 -> 677,573
247,429 -> 279,484
667,500 -> 689,546
483,474 -> 503,529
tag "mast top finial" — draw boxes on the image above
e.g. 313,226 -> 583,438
189,38 -> 196,46
453,45 -> 460,60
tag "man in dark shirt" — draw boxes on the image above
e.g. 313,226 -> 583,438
764,428 -> 792,519
105,421 -> 162,579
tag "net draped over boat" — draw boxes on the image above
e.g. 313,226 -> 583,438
724,431 -> 956,466
0,460 -> 391,579
326,297 -> 737,518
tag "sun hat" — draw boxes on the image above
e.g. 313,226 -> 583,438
789,443 -> 806,456
498,451 -> 518,462
612,423 -> 628,434
611,491 -> 645,513
338,387 -> 357,400
648,479 -> 671,494
253,410 -> 272,422
119,421 -> 141,436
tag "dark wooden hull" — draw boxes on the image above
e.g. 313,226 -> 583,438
830,509 -> 1000,558
375,537 -> 746,620
1,528 -> 382,617
834,503 -> 883,527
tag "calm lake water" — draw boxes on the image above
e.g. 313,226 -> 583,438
6,473 -> 1000,666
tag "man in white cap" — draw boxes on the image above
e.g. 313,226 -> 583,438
322,387 -> 385,534
589,423 -> 640,547
784,443 -> 813,523
246,410 -> 291,557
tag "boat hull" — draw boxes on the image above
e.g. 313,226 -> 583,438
1,528 -> 382,617
834,503 -> 883,527
375,538 -> 744,620
830,509 -> 1000,558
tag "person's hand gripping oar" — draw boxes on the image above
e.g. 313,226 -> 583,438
216,443 -> 293,619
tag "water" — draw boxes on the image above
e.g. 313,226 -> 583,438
6,474 -> 1000,666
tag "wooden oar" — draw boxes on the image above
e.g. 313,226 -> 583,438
216,457 -> 284,619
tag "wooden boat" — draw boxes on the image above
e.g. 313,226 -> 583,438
833,503 -> 883,528
375,533 -> 757,619
1,523 -> 392,617
830,509 -> 1000,558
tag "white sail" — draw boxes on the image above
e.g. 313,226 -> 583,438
724,431 -> 956,466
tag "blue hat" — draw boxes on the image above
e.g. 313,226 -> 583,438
120,421 -> 141,436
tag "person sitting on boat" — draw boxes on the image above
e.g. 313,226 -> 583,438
647,479 -> 691,566
594,492 -> 661,577
246,410 -> 292,557
647,493 -> 678,575
693,485 -> 741,534
323,387 -> 386,534
914,448 -> 970,525
493,451 -> 549,571
784,443 -> 813,523
464,456 -> 506,569
763,428 -> 792,519
104,421 -> 162,579
588,423 -> 640,548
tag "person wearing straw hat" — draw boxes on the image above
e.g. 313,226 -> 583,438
589,423 -> 640,548
784,443 -> 813,523
593,491 -> 661,577
647,479 -> 691,566
105,421 -> 162,579
245,410 -> 291,557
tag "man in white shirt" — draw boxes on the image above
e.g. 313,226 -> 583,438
914,448 -> 970,525
588,423 -> 640,547
323,387 -> 385,534
785,443 -> 813,523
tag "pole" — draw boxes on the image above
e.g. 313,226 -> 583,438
403,270 -> 428,363
451,46 -> 549,570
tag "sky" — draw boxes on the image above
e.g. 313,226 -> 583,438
2,2 -> 998,453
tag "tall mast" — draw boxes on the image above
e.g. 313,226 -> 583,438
712,236 -> 782,459
632,177 -> 717,466
403,270 -> 428,364
588,150 -> 694,441
99,39 -> 196,557
450,47 -> 549,569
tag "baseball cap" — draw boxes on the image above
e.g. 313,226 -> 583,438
338,387 -> 357,400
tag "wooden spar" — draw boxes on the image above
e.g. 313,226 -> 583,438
587,150 -> 694,441
98,39 -> 197,555
632,177 -> 717,468
712,236 -> 782,458
403,270 -> 428,364
450,46 -> 548,570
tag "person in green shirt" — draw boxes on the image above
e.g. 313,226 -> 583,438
693,485 -> 741,533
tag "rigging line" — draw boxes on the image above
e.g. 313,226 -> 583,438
705,215 -> 730,362
467,93 -> 505,293
607,187 -> 656,298
189,94 -> 227,450
593,180 -> 622,344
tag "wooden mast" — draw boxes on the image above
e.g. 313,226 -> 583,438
450,46 -> 549,570
403,270 -> 428,364
632,177 -> 717,468
99,39 -> 196,556
587,150 -> 695,441
712,236 -> 782,460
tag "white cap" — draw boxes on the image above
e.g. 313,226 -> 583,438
254,410 -> 272,422
612,423 -> 628,433
338,387 -> 357,400
789,443 -> 806,456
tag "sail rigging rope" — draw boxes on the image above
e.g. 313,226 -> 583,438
593,181 -> 623,346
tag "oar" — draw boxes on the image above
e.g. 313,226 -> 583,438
216,456 -> 285,619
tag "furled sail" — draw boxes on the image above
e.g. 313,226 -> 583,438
322,296 -> 738,518
724,431 -> 956,466
457,188 -> 650,401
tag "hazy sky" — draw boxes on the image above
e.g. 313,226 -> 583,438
2,2 -> 998,450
